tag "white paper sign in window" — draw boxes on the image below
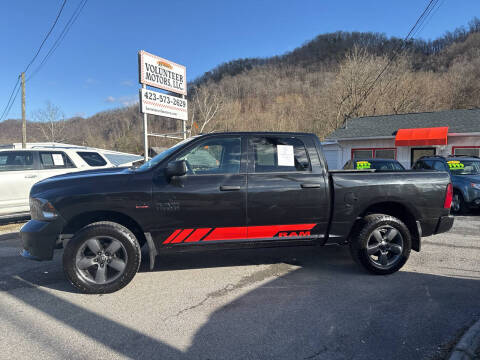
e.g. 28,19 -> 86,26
52,154 -> 65,166
277,145 -> 294,166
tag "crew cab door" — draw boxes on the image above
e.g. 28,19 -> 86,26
246,135 -> 329,242
151,135 -> 247,246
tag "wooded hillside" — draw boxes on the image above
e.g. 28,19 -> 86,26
2,18 -> 480,154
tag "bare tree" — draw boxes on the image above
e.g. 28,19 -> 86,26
330,47 -> 388,128
33,101 -> 68,143
188,84 -> 224,137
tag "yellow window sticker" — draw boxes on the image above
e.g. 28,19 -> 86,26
356,161 -> 371,169
447,161 -> 465,170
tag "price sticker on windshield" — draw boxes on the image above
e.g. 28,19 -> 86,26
447,160 -> 465,170
356,161 -> 371,169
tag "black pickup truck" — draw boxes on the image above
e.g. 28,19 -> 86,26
20,132 -> 454,293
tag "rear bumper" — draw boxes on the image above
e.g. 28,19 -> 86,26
419,215 -> 454,237
435,215 -> 454,234
20,219 -> 64,261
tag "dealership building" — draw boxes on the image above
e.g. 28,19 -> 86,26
322,108 -> 480,169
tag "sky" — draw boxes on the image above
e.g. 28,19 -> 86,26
0,0 -> 479,120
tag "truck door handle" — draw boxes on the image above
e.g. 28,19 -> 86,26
220,185 -> 241,191
24,175 -> 38,179
301,183 -> 321,188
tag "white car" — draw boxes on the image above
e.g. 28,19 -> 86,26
0,148 -> 114,219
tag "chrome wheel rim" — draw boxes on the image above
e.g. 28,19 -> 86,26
366,225 -> 404,269
75,236 -> 128,285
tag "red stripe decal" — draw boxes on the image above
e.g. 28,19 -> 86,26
247,223 -> 316,239
203,227 -> 247,241
185,228 -> 212,242
163,229 -> 182,244
170,229 -> 195,243
165,224 -> 317,244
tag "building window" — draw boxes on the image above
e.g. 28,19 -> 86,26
352,149 -> 373,159
351,148 -> 396,160
374,149 -> 396,159
453,147 -> 480,157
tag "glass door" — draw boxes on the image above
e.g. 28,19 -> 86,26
410,148 -> 436,167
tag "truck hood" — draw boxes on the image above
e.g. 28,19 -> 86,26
39,166 -> 130,183
31,167 -> 132,198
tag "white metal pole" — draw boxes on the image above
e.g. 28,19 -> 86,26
182,94 -> 187,139
143,84 -> 148,162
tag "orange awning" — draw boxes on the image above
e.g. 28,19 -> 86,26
395,127 -> 448,146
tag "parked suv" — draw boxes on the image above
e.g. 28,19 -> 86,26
0,148 -> 113,219
413,155 -> 480,213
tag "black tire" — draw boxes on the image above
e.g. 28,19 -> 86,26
63,221 -> 141,294
451,192 -> 467,215
349,214 -> 411,275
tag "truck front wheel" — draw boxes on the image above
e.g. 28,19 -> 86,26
350,214 -> 411,275
63,221 -> 141,294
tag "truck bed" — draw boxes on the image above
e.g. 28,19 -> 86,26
327,170 -> 451,244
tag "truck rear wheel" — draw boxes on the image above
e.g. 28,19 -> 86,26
63,221 -> 141,294
350,214 -> 411,275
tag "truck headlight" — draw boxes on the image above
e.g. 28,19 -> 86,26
29,198 -> 58,221
471,183 -> 480,190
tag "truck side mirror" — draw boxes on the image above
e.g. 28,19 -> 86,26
166,160 -> 187,178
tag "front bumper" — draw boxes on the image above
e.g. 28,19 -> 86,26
20,219 -> 64,261
464,187 -> 480,208
467,198 -> 480,208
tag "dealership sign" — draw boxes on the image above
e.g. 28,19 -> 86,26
140,88 -> 188,121
138,50 -> 187,95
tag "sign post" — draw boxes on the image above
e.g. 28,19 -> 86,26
138,50 -> 187,161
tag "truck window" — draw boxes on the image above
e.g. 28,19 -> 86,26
175,137 -> 241,175
250,137 -> 311,173
77,152 -> 107,167
0,151 -> 35,171
39,152 -> 75,169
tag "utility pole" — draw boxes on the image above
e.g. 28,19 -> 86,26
21,72 -> 26,149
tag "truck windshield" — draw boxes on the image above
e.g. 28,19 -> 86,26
448,160 -> 480,175
135,137 -> 196,172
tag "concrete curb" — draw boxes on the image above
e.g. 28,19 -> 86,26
449,318 -> 480,360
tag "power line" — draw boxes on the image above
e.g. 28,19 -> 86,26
24,0 -> 67,73
2,84 -> 21,122
412,0 -> 445,39
0,0 -> 67,121
343,0 -> 442,122
1,0 -> 88,121
0,77 -> 20,121
27,0 -> 88,82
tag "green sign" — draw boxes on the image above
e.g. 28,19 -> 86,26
356,161 -> 371,169
447,161 -> 465,170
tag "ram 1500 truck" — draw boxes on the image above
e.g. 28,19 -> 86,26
20,132 -> 454,293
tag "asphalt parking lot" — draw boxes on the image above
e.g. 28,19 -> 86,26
0,216 -> 479,360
